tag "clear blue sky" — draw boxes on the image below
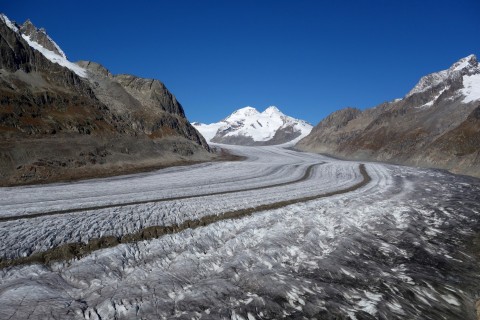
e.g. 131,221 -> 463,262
3,0 -> 479,124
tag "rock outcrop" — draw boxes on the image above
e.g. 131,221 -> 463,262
20,19 -> 66,57
77,62 -> 209,149
296,55 -> 480,178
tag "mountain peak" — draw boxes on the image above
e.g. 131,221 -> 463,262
449,54 -> 477,72
238,106 -> 258,112
229,106 -> 260,118
265,105 -> 279,111
194,106 -> 312,145
0,13 -> 88,78
263,106 -> 284,115
22,18 -> 34,28
407,54 -> 479,97
20,18 -> 66,58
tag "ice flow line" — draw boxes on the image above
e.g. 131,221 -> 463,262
0,162 -> 324,222
0,164 -> 370,269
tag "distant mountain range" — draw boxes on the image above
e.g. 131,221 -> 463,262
297,54 -> 480,178
193,106 -> 312,145
0,14 -> 211,185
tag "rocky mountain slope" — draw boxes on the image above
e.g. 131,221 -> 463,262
0,14 -> 212,186
193,106 -> 312,145
296,54 -> 480,178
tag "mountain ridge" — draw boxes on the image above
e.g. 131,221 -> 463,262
0,14 -> 213,186
296,54 -> 480,178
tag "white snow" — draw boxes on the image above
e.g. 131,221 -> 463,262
461,73 -> 480,103
0,14 -> 18,32
193,106 -> 312,144
451,54 -> 476,72
45,32 -> 67,59
0,148 -> 368,259
407,70 -> 449,97
407,54 -> 478,97
21,34 -> 87,78
192,122 -> 224,141
222,106 -> 286,141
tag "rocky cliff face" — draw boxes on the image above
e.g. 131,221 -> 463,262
77,62 -> 209,149
20,19 -> 66,57
296,55 -> 480,178
0,14 -> 211,185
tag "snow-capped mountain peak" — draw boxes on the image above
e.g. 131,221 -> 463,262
407,54 -> 479,97
264,105 -> 283,115
194,106 -> 312,146
450,54 -> 477,72
0,13 -> 86,78
20,19 -> 67,59
226,106 -> 260,120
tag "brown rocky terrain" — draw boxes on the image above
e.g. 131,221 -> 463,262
296,55 -> 480,178
0,15 -> 215,186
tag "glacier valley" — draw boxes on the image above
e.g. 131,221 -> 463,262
1,145 -> 480,319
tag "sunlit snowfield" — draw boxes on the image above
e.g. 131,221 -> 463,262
1,145 -> 480,320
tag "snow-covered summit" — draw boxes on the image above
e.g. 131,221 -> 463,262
264,105 -> 284,115
194,106 -> 312,146
407,54 -> 479,97
450,54 -> 477,72
228,106 -> 260,119
0,13 -> 86,77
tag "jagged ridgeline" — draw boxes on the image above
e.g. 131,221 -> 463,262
296,55 -> 480,178
0,14 -> 213,186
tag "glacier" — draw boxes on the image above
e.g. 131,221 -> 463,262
1,145 -> 480,319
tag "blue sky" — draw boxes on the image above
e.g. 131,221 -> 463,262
3,0 -> 479,124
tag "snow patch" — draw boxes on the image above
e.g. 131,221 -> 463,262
0,13 -> 18,32
44,32 -> 67,59
21,34 -> 87,78
461,74 -> 480,103
192,122 -> 224,141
